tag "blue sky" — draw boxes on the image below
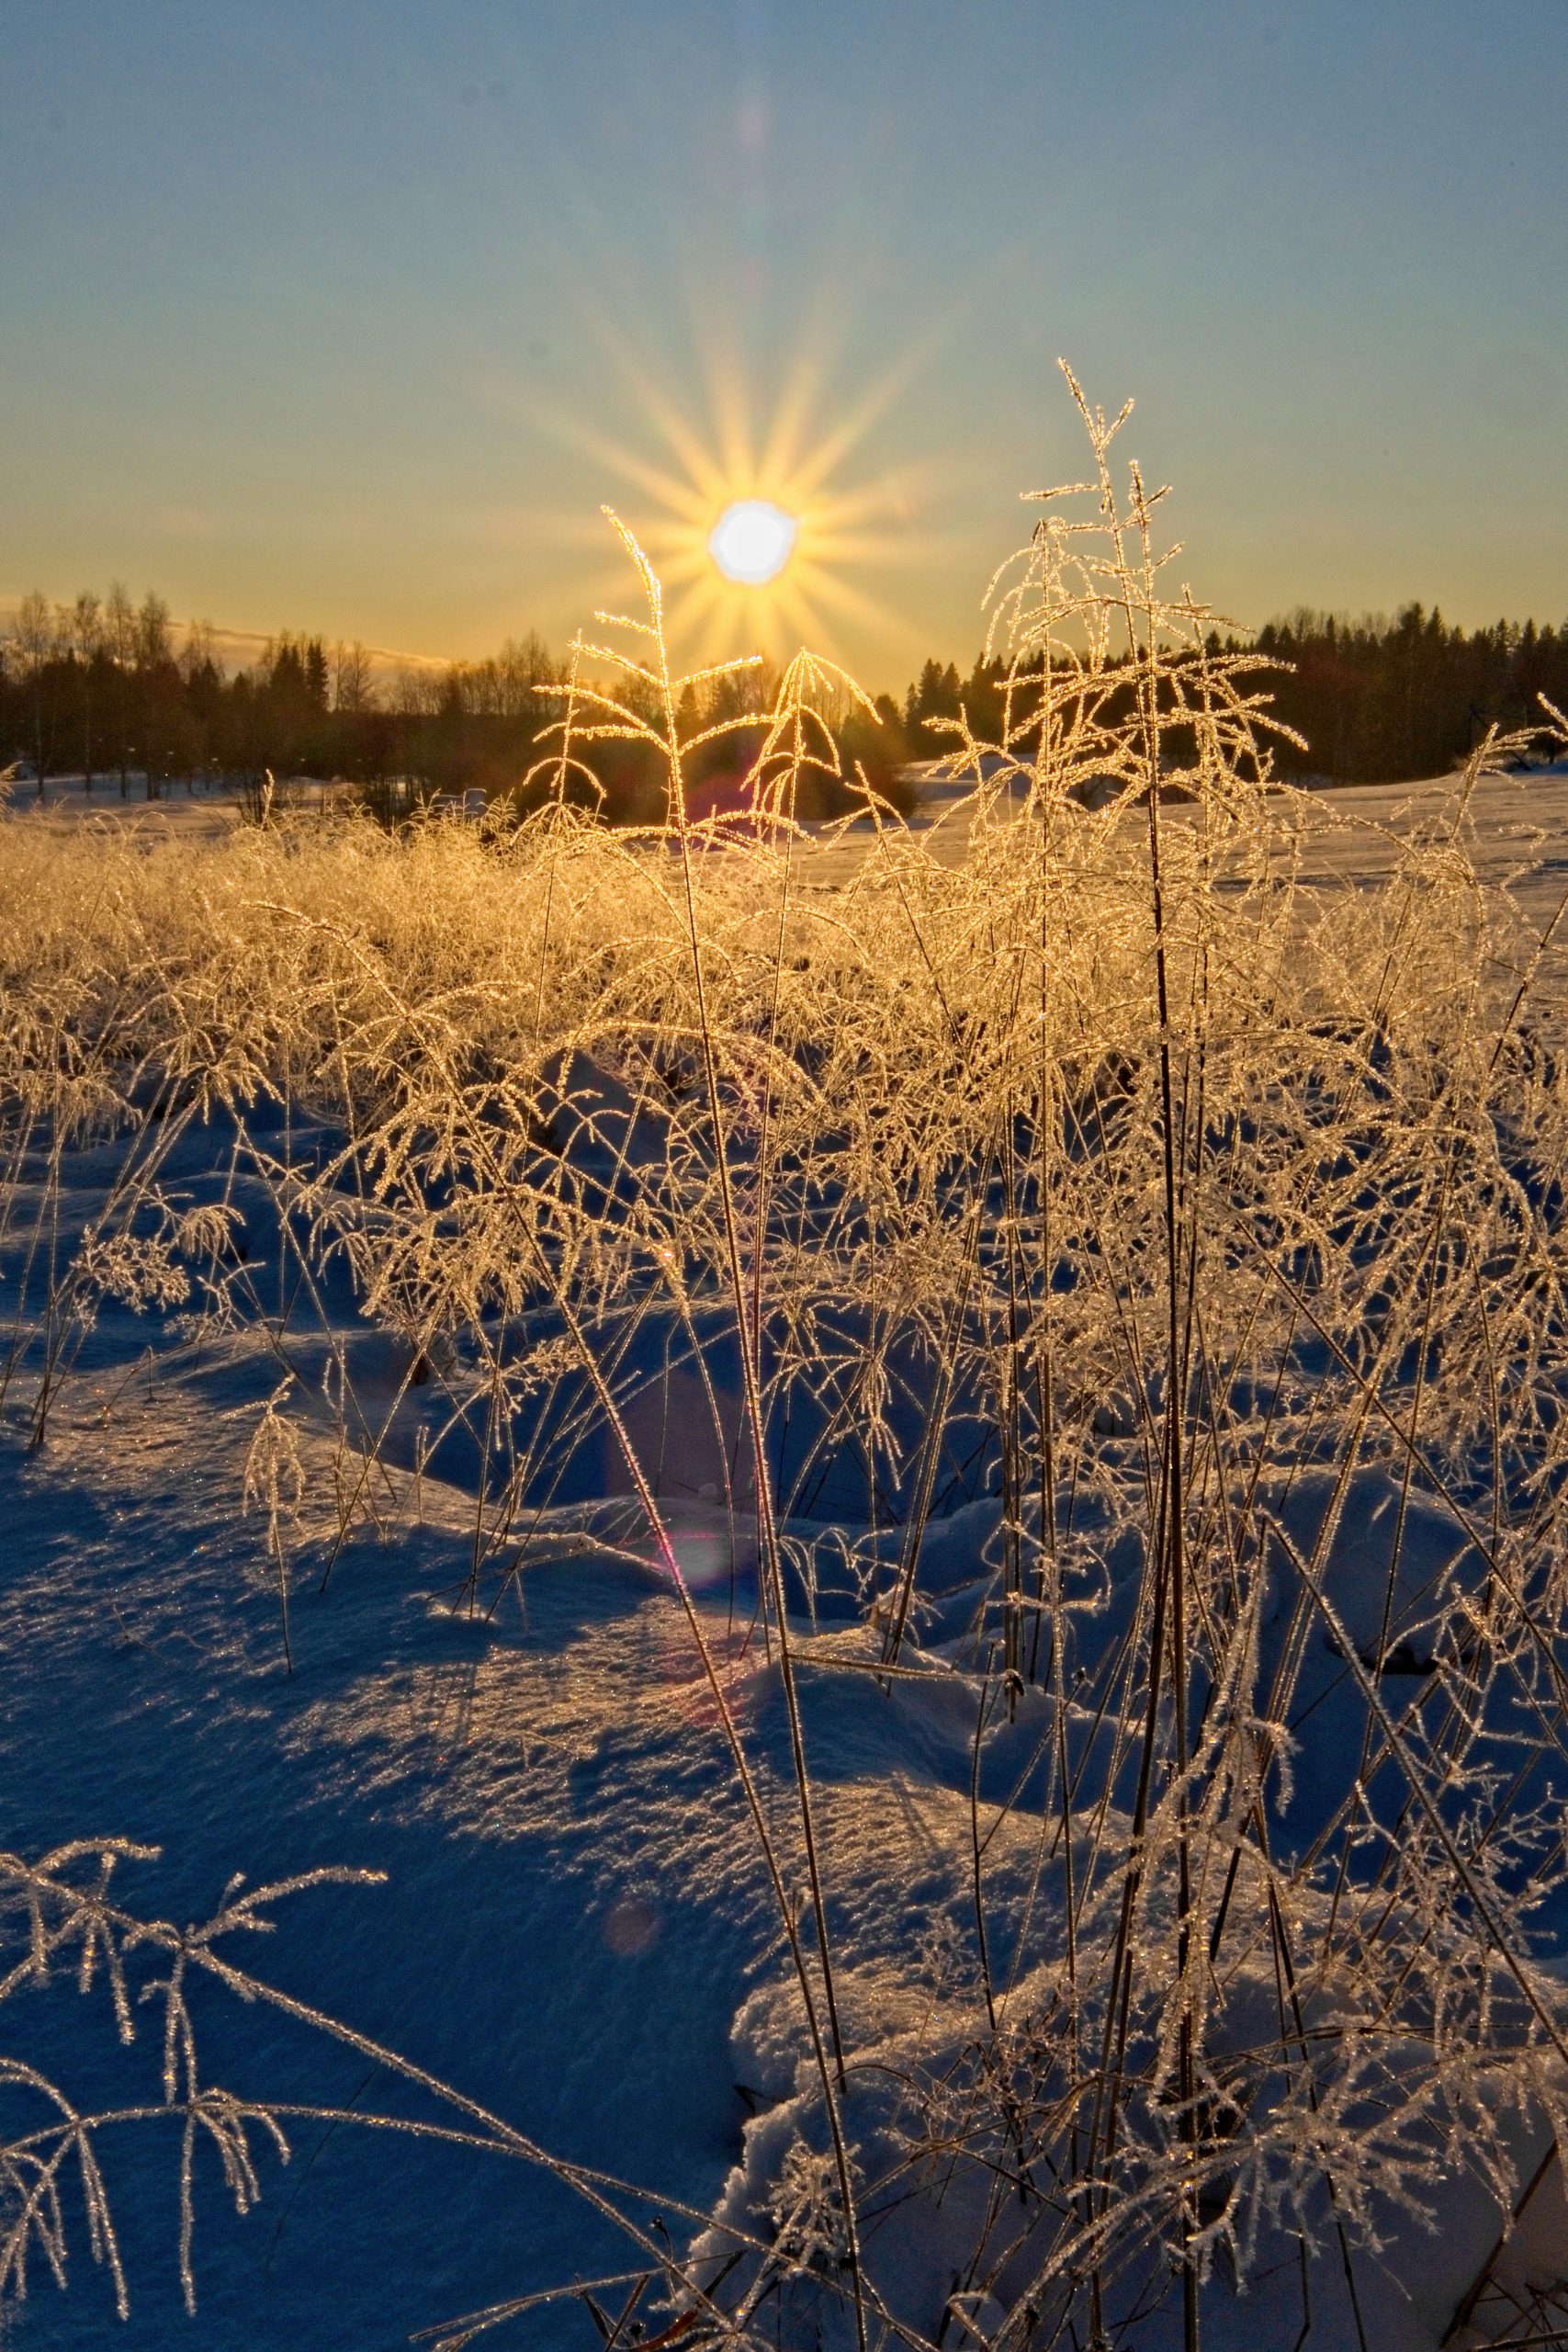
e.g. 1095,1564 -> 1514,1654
2,0 -> 1564,686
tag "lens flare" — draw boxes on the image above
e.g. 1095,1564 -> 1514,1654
708,498 -> 798,585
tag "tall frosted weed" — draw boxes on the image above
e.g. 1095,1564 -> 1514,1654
3,369 -> 1568,2346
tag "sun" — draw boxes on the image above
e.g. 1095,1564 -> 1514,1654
708,498 -> 797,586
529,298 -> 943,666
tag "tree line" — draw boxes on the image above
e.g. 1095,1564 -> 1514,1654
0,585 -> 565,806
897,605 -> 1568,783
0,584 -> 911,820
6,584 -> 1564,816
1251,605 -> 1568,779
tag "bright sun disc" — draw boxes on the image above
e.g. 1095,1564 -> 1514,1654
708,498 -> 797,586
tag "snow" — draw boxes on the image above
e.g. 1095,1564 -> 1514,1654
0,1193 -> 1067,2346
1,1235 -> 1558,2348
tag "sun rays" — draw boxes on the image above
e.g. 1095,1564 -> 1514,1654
528,300 -> 945,668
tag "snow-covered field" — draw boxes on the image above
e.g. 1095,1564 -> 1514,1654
4,1128 -> 1564,2349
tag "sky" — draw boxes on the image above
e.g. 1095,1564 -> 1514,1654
2,0 -> 1565,692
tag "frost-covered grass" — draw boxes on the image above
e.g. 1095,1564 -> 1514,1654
4,372 -> 1568,2349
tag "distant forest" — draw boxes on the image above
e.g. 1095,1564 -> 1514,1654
4,584 -> 1566,816
0,587 -> 568,808
0,586 -> 906,820
904,604 -> 1568,783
